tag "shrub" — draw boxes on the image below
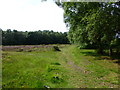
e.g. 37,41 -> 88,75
17,48 -> 23,52
53,46 -> 61,51
51,62 -> 61,65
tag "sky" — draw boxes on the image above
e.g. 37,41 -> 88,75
0,0 -> 68,32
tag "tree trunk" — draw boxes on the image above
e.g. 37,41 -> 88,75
116,48 -> 120,55
109,47 -> 113,56
97,48 -> 104,55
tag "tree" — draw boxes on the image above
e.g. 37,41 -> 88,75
56,2 -> 120,55
2,29 -> 69,45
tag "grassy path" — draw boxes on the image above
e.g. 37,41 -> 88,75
58,45 -> 119,88
2,45 -> 119,88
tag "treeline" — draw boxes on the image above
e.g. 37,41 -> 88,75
56,2 -> 120,55
1,29 -> 69,45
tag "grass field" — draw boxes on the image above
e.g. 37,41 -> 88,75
2,45 -> 119,88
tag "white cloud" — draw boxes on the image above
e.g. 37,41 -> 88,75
0,0 -> 67,32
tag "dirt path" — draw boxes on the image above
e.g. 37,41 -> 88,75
61,47 -> 90,74
60,46 -> 92,88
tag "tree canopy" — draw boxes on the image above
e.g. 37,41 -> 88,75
1,29 -> 69,45
56,2 -> 120,55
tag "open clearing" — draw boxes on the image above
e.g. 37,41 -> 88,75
2,45 -> 119,88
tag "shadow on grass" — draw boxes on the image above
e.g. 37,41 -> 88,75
80,51 -> 100,56
110,53 -> 120,59
113,60 -> 120,64
80,50 -> 120,64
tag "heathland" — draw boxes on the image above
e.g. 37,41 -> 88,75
1,2 -> 120,88
2,45 -> 119,88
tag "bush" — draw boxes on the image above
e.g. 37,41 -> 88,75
51,62 -> 61,65
53,46 -> 61,51
17,48 -> 23,52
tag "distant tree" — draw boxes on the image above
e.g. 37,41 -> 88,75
0,28 -> 2,45
2,29 -> 69,45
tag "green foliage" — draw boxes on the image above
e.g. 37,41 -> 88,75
57,2 -> 120,54
2,29 -> 70,45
